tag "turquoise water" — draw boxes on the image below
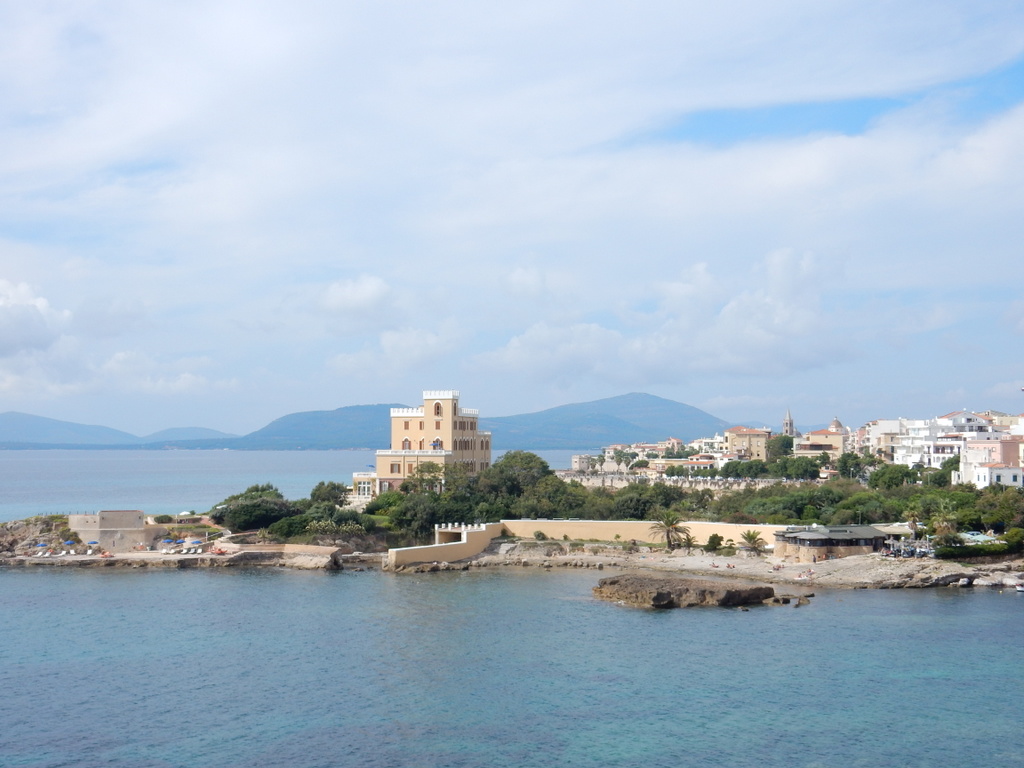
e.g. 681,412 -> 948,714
0,449 -> 582,522
1,567 -> 1021,768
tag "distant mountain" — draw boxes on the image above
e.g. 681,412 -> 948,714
0,394 -> 731,450
482,393 -> 731,449
0,412 -> 146,446
225,404 -> 401,449
0,412 -> 237,448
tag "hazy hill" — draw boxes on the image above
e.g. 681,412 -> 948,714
483,393 -> 731,449
0,412 -> 140,446
0,394 -> 731,450
0,412 -> 238,448
226,404 -> 402,449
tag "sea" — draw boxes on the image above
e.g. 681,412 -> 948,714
1,451 -> 1022,768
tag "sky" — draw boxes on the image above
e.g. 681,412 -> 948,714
1,1 -> 1024,436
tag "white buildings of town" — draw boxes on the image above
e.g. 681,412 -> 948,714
575,407 -> 1024,490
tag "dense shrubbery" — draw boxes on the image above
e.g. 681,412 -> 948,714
206,454 -> 1024,549
209,480 -> 356,536
933,540 -> 1023,560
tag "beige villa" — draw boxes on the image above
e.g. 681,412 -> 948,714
352,390 -> 492,501
724,426 -> 770,461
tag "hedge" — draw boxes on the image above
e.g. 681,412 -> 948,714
933,540 -> 1023,560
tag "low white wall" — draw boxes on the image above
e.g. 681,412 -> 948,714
388,523 -> 506,567
385,520 -> 783,567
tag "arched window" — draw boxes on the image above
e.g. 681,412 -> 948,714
433,402 -> 443,417
431,438 -> 444,450
402,438 -> 411,450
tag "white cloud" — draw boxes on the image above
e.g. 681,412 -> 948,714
321,275 -> 391,314
0,281 -> 70,356
330,322 -> 467,378
1,2 -> 1024,428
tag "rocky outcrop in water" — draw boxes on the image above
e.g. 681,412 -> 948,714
593,574 -> 774,608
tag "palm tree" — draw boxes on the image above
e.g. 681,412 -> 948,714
905,507 -> 922,540
679,532 -> 698,555
930,499 -> 962,547
739,529 -> 767,555
648,510 -> 690,552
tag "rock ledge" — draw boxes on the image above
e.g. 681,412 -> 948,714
594,573 -> 774,608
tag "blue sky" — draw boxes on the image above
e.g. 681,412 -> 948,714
1,1 -> 1023,435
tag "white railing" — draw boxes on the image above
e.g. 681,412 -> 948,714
375,449 -> 448,456
390,407 -> 424,417
423,389 -> 459,399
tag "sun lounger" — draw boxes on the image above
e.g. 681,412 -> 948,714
86,549 -> 93,556
69,549 -> 76,555
35,550 -> 45,557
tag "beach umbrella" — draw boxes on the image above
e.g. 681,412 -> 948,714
175,539 -> 185,543
191,540 -> 202,544
163,539 -> 174,543
87,541 -> 99,545
36,542 -> 47,547
64,540 -> 75,545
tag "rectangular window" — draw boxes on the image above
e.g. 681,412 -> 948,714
390,463 -> 400,474
404,421 -> 409,429
408,464 -> 415,475
435,420 -> 441,430
419,421 -> 424,429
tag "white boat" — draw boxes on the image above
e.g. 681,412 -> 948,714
1016,585 -> 1024,593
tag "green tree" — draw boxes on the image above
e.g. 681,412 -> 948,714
401,462 -> 444,495
363,490 -> 405,516
739,529 -> 767,555
679,532 -> 698,555
216,497 -> 301,532
310,481 -> 350,508
705,533 -> 723,552
766,434 -> 794,462
477,451 -> 552,498
836,452 -> 865,479
868,464 -> 916,490
268,514 -> 314,539
647,509 -> 690,551
930,500 -> 962,547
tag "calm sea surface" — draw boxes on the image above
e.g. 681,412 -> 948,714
1,451 -> 1021,768
0,568 -> 1021,768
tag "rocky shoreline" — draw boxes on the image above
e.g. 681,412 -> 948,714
0,549 -> 384,571
5,531 -> 1023,588
389,541 -> 1024,590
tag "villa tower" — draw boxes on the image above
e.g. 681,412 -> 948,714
352,390 -> 491,499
